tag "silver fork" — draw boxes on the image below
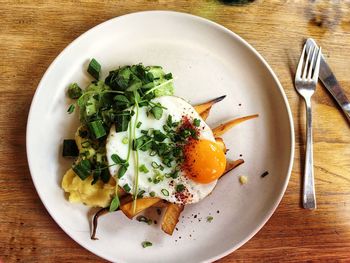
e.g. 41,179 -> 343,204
295,43 -> 322,210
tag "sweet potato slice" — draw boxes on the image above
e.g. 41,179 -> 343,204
212,114 -> 259,137
200,108 -> 211,121
161,203 -> 184,235
153,199 -> 168,208
120,197 -> 161,219
215,137 -> 227,153
194,95 -> 226,115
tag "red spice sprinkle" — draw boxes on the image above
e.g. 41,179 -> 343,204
178,116 -> 200,138
175,187 -> 192,204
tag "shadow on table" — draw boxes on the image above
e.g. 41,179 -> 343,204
285,46 -> 306,209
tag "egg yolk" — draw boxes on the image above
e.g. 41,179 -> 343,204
183,139 -> 227,184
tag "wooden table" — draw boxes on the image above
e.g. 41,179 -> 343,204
1,1 -> 350,262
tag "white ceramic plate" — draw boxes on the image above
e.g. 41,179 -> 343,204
27,11 -> 294,263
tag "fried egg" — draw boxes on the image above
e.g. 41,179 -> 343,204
106,96 -> 226,205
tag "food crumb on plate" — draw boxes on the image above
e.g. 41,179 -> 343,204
261,171 -> 269,178
239,175 -> 248,185
207,216 -> 214,223
141,241 -> 153,248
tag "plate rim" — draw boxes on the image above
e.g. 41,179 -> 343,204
26,10 -> 295,262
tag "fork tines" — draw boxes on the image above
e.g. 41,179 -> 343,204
295,44 -> 322,82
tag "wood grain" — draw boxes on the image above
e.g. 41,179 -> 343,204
1,0 -> 350,262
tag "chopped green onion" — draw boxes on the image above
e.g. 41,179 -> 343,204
87,58 -> 101,80
136,121 -> 142,128
193,118 -> 201,127
161,189 -> 169,196
114,95 -> 130,107
72,159 -> 91,180
62,139 -> 79,157
67,83 -> 82,99
137,190 -> 146,198
207,216 -> 214,223
149,191 -> 155,197
81,140 -> 91,148
109,196 -> 120,212
170,170 -> 179,179
141,241 -> 152,248
67,104 -> 75,114
81,148 -> 95,159
176,184 -> 185,193
123,184 -> 131,192
150,150 -> 156,156
151,161 -> 159,169
85,98 -> 97,116
152,170 -> 164,184
122,137 -> 129,144
139,164 -> 149,173
115,111 -> 131,132
136,215 -> 152,225
148,178 -> 152,183
153,130 -> 167,142
88,120 -> 106,139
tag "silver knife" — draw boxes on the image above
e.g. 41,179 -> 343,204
306,38 -> 350,123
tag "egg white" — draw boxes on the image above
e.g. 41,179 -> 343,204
106,96 -> 217,204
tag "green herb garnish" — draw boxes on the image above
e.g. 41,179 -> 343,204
67,83 -> 82,99
193,118 -> 201,127
87,58 -> 101,80
151,161 -> 160,169
65,63 -> 175,185
109,195 -> 120,212
67,104 -> 75,114
139,164 -> 149,173
88,120 -> 106,139
118,164 -> 128,178
161,189 -> 169,196
150,103 -> 163,120
153,170 -> 164,184
72,159 -> 91,180
122,137 -> 129,144
137,190 -> 145,198
176,184 -> 185,193
207,216 -> 214,223
136,215 -> 152,225
141,241 -> 153,248
123,183 -> 131,192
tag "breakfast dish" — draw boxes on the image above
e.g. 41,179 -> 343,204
26,11 -> 294,262
61,60 -> 258,237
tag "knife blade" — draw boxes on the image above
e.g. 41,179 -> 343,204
306,38 -> 350,123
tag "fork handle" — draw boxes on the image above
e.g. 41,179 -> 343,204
303,98 -> 316,209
